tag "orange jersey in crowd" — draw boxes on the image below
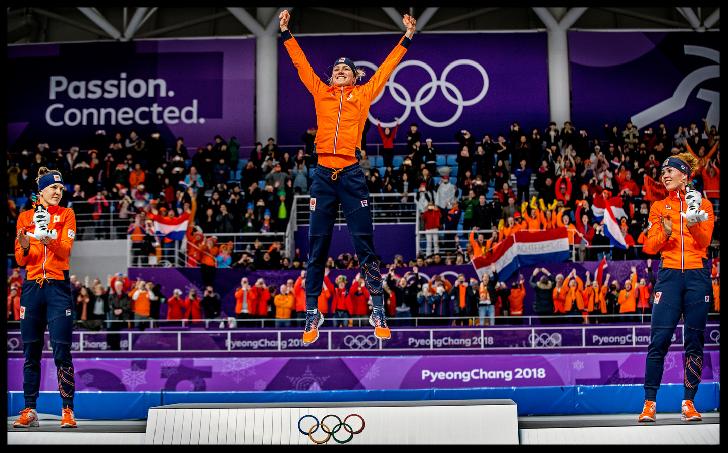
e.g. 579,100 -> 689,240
15,206 -> 76,281
283,32 -> 410,169
643,191 -> 714,270
508,283 -> 526,315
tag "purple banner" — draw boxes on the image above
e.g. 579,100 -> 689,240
569,32 -> 720,133
277,33 -> 549,146
8,324 -> 716,354
7,351 -> 719,391
8,39 -> 255,150
125,259 -> 669,318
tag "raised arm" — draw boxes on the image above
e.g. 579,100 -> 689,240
279,10 -> 324,95
363,13 -> 416,99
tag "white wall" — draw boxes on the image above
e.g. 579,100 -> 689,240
69,239 -> 128,281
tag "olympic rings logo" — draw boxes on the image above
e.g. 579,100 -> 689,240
343,334 -> 378,349
529,332 -> 562,348
355,59 -> 489,128
709,329 -> 720,344
7,337 -> 21,351
298,414 -> 365,444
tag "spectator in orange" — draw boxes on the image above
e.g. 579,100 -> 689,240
701,159 -> 719,207
554,171 -> 573,205
130,280 -> 157,330
186,228 -> 205,267
552,273 -> 567,315
128,163 -> 146,189
618,267 -> 639,322
348,273 -> 371,318
498,216 -> 518,242
166,288 -> 187,322
199,236 -> 218,287
561,269 -> 585,322
712,276 -> 719,313
292,271 -> 307,325
184,288 -> 203,322
316,270 -> 335,315
468,229 -> 488,258
521,201 -> 542,231
8,285 -> 21,321
252,278 -> 272,319
507,277 -> 526,324
274,284 -> 295,327
234,277 -> 254,321
637,260 -> 655,318
331,275 -> 350,327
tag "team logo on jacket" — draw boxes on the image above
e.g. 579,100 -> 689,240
65,309 -> 72,316
705,296 -> 710,303
654,292 -> 662,304
665,205 -> 671,210
54,215 -> 61,223
19,306 -> 25,319
68,230 -> 75,239
53,174 -> 61,182
310,198 -> 317,211
360,200 -> 368,207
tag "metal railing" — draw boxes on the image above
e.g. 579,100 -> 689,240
294,193 -> 417,225
66,199 -> 130,240
127,232 -> 287,268
6,319 -> 719,354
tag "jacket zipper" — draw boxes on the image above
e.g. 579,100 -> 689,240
332,87 -> 344,154
679,191 -> 684,272
42,245 -> 48,279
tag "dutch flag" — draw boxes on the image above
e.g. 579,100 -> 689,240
150,212 -> 190,241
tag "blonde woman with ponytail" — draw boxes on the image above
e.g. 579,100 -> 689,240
13,167 -> 78,429
638,152 -> 715,423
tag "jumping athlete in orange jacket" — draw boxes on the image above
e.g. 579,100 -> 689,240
280,9 -> 416,345
13,167 -> 78,429
639,152 -> 715,423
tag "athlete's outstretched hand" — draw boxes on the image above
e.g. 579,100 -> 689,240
279,9 -> 290,32
403,14 -> 416,38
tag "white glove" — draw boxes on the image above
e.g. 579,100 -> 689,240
32,209 -> 51,228
685,188 -> 702,210
682,207 -> 709,224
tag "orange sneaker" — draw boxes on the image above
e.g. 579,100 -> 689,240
12,408 -> 39,428
302,310 -> 324,345
61,407 -> 77,428
369,308 -> 391,340
638,400 -> 656,422
681,400 -> 702,421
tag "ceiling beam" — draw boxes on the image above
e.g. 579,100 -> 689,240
78,7 -> 122,40
122,7 -> 148,41
32,8 -> 107,37
704,8 -> 719,28
227,7 -> 264,35
678,7 -> 702,29
313,7 -> 400,31
382,7 -> 406,31
416,7 -> 439,31
598,7 -> 691,28
137,11 -> 232,38
426,7 -> 500,30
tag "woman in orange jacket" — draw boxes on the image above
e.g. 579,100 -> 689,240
560,269 -> 584,322
280,9 -> 416,345
13,167 -> 78,428
617,267 -> 638,318
639,152 -> 715,423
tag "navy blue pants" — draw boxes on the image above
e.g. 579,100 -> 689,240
644,266 -> 712,402
305,163 -> 383,311
20,278 -> 75,409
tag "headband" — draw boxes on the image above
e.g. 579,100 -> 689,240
38,172 -> 64,191
333,57 -> 357,75
661,157 -> 690,176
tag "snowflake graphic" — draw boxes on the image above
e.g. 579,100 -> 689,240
121,368 -> 147,390
161,359 -> 180,368
221,358 -> 258,384
360,362 -> 381,381
253,379 -> 267,391
572,360 -> 585,371
80,372 -> 94,385
287,366 -> 329,391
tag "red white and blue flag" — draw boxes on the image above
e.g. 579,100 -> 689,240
595,256 -> 608,286
471,228 -> 570,281
149,212 -> 190,241
592,196 -> 628,249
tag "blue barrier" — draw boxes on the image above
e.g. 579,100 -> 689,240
8,383 -> 719,420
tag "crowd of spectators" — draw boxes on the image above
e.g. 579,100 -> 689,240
6,117 -> 720,274
8,257 -> 719,332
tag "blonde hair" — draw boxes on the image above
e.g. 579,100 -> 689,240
35,167 -> 63,185
673,152 -> 700,175
327,68 -> 367,85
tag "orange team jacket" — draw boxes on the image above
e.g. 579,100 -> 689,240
559,275 -> 584,312
642,190 -> 715,270
274,293 -> 295,319
15,206 -> 76,281
507,283 -> 526,315
283,31 -> 411,169
293,277 -> 306,312
617,273 -> 638,313
317,275 -> 335,314
468,230 -> 488,257
712,281 -> 720,312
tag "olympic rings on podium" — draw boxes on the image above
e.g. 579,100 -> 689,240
298,413 -> 365,444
